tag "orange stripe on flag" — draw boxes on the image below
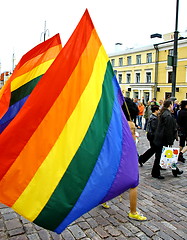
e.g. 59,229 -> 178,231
0,29 -> 101,206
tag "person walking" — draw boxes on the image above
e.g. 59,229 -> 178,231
153,100 -> 183,179
137,102 -> 144,129
177,99 -> 187,162
143,101 -> 152,130
139,105 -> 160,166
102,98 -> 147,221
132,98 -> 139,127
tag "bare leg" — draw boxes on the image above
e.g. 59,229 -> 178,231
128,187 -> 147,221
129,187 -> 137,214
181,145 -> 187,154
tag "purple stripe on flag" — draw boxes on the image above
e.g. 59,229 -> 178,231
0,96 -> 28,133
101,83 -> 139,202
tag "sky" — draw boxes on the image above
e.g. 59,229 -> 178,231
0,0 -> 187,72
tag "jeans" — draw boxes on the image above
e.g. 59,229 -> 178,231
137,115 -> 143,128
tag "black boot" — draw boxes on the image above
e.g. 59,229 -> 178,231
172,167 -> 183,177
178,152 -> 185,163
138,155 -> 143,167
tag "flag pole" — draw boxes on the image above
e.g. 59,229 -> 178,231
40,21 -> 49,42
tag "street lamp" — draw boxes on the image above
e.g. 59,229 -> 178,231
171,0 -> 179,102
150,33 -> 162,98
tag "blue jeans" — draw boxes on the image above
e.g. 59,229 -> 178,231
137,115 -> 143,128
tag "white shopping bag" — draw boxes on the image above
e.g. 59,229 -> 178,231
160,146 -> 179,169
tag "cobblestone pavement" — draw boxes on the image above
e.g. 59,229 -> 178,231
0,129 -> 187,240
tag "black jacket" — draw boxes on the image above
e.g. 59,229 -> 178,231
122,97 -> 139,121
146,113 -> 158,141
177,109 -> 187,134
154,109 -> 177,147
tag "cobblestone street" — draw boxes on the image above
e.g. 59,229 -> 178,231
0,129 -> 187,240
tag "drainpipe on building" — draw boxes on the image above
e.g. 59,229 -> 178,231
154,44 -> 159,99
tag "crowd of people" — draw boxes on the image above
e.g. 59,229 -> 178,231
102,96 -> 186,222
133,97 -> 186,179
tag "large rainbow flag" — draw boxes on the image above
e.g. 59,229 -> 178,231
0,34 -> 62,133
0,10 -> 139,234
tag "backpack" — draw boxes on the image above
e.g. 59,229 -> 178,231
146,118 -> 153,135
146,115 -> 155,141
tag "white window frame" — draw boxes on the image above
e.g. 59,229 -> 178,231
145,71 -> 152,83
166,71 -> 172,84
111,59 -> 115,67
135,72 -> 141,83
126,72 -> 131,83
118,73 -> 122,83
127,56 -> 132,65
169,49 -> 174,56
136,55 -> 141,64
119,57 -> 123,66
147,53 -> 152,63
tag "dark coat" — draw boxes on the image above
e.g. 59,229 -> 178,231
154,109 -> 177,147
122,97 -> 139,121
177,109 -> 187,135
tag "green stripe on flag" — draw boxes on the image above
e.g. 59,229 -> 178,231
10,75 -> 43,106
34,62 -> 115,230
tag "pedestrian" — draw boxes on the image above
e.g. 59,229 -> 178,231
137,102 -> 144,129
122,97 -> 139,122
103,98 -> 147,221
158,99 -> 164,109
153,100 -> 183,179
132,98 -> 139,127
151,97 -> 159,106
139,105 -> 160,167
177,99 -> 187,162
143,101 -> 152,130
173,99 -> 180,120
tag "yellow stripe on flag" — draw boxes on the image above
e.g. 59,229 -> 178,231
12,46 -> 108,221
11,59 -> 54,91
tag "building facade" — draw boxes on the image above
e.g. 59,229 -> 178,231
109,37 -> 187,103
0,71 -> 11,89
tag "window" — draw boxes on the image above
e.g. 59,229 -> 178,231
168,72 -> 172,83
126,73 -> 131,83
165,92 -> 171,99
133,92 -> 139,99
127,56 -> 131,65
136,55 -> 141,64
126,92 -> 130,98
169,49 -> 174,56
147,53 -> 152,63
119,57 -> 123,66
135,73 -> 140,83
118,74 -> 122,83
146,72 -> 151,83
111,59 -> 115,67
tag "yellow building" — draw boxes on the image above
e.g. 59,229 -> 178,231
109,37 -> 187,103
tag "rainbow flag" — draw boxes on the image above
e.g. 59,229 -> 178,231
0,34 -> 62,133
0,10 -> 139,234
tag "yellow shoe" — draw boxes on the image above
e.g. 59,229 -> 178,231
102,202 -> 110,209
128,212 -> 147,221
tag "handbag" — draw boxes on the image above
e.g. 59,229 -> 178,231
160,146 -> 179,169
